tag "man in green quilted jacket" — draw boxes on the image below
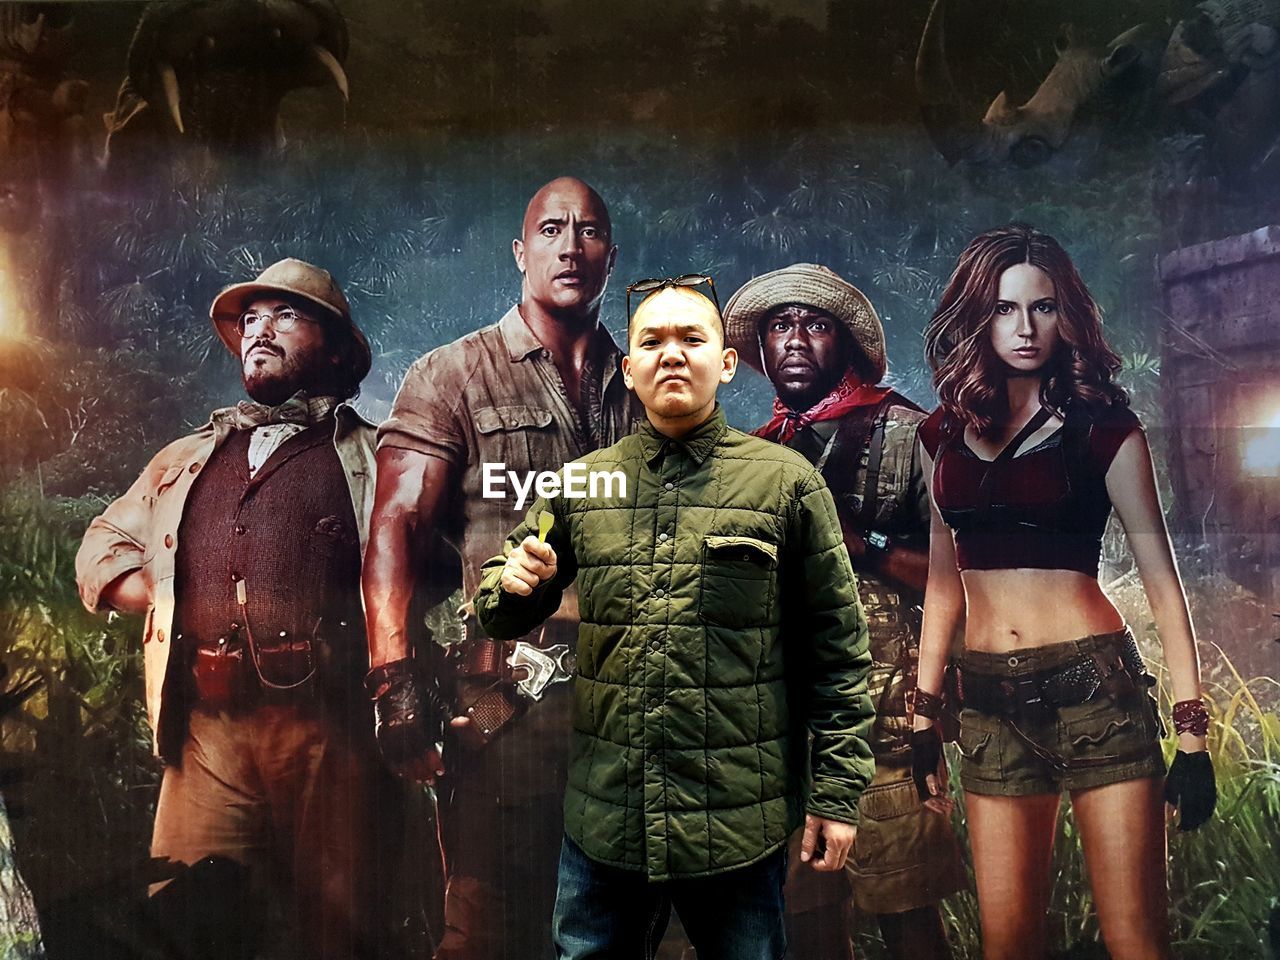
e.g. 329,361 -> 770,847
473,281 -> 875,960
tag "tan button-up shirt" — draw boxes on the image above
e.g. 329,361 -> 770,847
378,306 -> 640,626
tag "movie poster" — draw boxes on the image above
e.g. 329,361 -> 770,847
0,0 -> 1276,957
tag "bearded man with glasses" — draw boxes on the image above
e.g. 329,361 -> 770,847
75,258 -> 402,959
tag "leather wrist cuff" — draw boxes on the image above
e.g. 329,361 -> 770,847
912,688 -> 944,721
1172,698 -> 1209,737
364,657 -> 417,700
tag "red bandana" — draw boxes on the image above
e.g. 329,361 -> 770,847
753,371 -> 891,444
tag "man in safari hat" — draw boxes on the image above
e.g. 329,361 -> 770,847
725,264 -> 966,960
76,258 -> 401,959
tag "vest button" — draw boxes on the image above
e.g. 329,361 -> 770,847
658,532 -> 669,542
654,588 -> 665,598
234,524 -> 246,535
664,482 -> 674,491
164,534 -> 174,548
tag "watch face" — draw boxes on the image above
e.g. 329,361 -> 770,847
868,532 -> 889,550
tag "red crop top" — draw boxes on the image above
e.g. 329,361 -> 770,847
916,403 -> 1142,576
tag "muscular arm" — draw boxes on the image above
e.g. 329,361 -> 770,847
362,446 -> 455,668
913,443 -> 964,729
1106,430 -> 1205,751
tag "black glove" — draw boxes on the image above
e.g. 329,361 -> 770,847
1164,750 -> 1216,831
910,727 -> 944,802
364,658 -> 450,766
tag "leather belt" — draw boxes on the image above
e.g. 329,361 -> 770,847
455,633 -> 576,746
958,634 -> 1151,722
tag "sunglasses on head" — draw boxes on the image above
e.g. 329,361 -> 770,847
625,274 -> 720,323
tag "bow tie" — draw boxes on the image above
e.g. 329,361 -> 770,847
214,393 -> 336,431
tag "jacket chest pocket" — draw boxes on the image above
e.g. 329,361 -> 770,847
698,535 -> 778,629
473,404 -> 555,477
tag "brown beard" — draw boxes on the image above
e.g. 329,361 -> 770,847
241,341 -> 331,405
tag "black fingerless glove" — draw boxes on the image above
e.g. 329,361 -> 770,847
1164,750 -> 1216,831
911,728 -> 943,802
365,658 -> 450,766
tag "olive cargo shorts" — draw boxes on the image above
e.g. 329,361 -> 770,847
957,634 -> 1167,797
785,765 -> 966,922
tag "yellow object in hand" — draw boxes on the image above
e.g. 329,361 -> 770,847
537,510 -> 554,543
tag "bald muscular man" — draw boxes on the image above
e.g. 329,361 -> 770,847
362,178 -> 640,959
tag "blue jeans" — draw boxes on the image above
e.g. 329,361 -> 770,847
552,835 -> 787,960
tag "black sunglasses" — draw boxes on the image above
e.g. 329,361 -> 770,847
625,274 -> 720,323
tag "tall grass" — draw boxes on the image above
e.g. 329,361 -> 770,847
850,655 -> 1280,959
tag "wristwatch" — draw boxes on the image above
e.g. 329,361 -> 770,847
866,531 -> 891,552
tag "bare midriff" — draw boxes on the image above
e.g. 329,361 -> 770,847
960,567 -> 1125,652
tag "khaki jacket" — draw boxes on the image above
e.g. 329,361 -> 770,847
74,404 -> 377,755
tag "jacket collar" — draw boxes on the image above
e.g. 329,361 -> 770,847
499,304 -> 625,368
640,404 -> 728,467
499,305 -> 544,361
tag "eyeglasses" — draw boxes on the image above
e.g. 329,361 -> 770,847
625,274 -> 720,324
236,307 -> 311,338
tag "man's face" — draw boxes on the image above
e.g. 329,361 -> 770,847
513,178 -> 616,320
622,288 -> 736,426
239,296 -> 333,404
760,304 -> 850,408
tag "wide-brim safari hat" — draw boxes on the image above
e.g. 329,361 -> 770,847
723,263 -> 886,381
209,258 -> 371,384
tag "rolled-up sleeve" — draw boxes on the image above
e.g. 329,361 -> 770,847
377,349 -> 468,463
75,463 -> 157,613
789,470 -> 875,824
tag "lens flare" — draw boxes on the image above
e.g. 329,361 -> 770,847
1242,407 -> 1280,478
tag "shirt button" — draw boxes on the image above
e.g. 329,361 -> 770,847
189,462 -> 201,473
654,588 -> 665,598
664,482 -> 674,491
155,629 -> 165,643
658,532 -> 669,542
164,534 -> 174,548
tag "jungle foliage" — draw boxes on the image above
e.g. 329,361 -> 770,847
0,0 -> 1276,955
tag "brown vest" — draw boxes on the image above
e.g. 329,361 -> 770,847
172,422 -> 364,671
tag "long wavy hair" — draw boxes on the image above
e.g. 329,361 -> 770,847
924,224 -> 1128,437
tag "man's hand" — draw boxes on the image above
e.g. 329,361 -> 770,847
500,536 -> 558,596
800,814 -> 857,872
366,658 -> 450,784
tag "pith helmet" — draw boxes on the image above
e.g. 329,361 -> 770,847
210,258 -> 371,384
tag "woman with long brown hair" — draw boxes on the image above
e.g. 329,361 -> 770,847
910,224 -> 1216,959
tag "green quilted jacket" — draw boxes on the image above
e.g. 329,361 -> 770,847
474,405 -> 874,880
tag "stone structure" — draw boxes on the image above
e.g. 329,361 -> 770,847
1158,225 -> 1280,610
